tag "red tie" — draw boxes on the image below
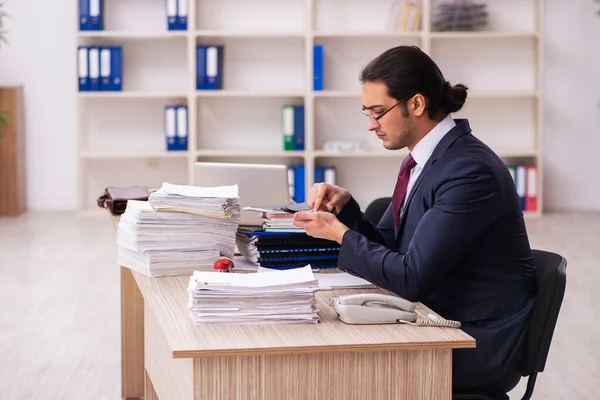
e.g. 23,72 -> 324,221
392,153 -> 417,230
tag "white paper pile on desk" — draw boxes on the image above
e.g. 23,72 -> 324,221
188,264 -> 320,324
116,183 -> 241,277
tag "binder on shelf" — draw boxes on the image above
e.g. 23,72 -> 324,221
166,0 -> 178,30
99,47 -> 111,91
282,105 -> 295,151
324,166 -> 336,185
177,0 -> 188,30
176,105 -> 189,151
526,166 -> 538,213
88,47 -> 100,91
205,45 -> 224,90
196,45 -> 207,89
294,105 -> 305,151
288,167 -> 295,201
515,165 -> 526,212
315,166 -> 336,185
89,0 -> 103,31
79,0 -> 90,31
164,106 -> 177,151
109,46 -> 123,91
77,46 -> 89,91
293,165 -> 305,203
282,105 -> 304,151
313,44 -> 324,91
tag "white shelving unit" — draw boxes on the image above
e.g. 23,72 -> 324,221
76,0 -> 543,216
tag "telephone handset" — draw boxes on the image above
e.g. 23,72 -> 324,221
330,293 -> 461,328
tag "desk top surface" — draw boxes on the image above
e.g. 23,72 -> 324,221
132,270 -> 475,358
113,215 -> 475,358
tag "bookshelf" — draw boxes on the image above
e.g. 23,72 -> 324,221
76,0 -> 543,217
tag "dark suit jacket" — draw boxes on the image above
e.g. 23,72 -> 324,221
336,118 -> 537,391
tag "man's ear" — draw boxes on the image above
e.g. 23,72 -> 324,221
411,94 -> 426,117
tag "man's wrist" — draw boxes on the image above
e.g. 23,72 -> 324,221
335,225 -> 350,244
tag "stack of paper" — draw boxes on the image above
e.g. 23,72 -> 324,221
236,228 -> 340,271
116,183 -> 241,277
187,264 -> 320,324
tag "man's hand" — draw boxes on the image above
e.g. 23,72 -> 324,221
293,211 -> 349,243
308,183 -> 351,214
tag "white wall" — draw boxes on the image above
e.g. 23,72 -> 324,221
542,0 -> 600,211
0,0 -> 599,211
0,0 -> 76,211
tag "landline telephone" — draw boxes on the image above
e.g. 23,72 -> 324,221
330,293 -> 462,328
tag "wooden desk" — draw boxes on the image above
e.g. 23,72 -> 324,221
115,218 -> 476,400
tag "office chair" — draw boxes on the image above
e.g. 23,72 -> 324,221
364,197 -> 392,225
453,249 -> 567,400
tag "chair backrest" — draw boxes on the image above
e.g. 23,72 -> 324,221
365,197 -> 392,225
520,249 -> 567,376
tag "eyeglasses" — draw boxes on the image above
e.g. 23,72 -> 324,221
360,100 -> 404,123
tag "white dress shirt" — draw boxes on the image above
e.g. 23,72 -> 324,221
399,114 -> 457,218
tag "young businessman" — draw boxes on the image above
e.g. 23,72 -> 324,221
293,45 -> 538,396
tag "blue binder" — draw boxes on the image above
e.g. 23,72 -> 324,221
294,105 -> 305,150
175,105 -> 188,151
294,165 -> 305,203
110,46 -> 123,91
89,0 -> 103,31
205,45 -> 224,90
314,166 -> 325,184
88,47 -> 100,91
77,46 -> 90,91
164,106 -> 177,151
177,0 -> 188,30
313,44 -> 324,91
196,45 -> 207,89
79,0 -> 90,30
166,0 -> 178,30
99,47 -> 110,91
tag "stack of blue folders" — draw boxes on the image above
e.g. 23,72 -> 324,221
236,205 -> 340,271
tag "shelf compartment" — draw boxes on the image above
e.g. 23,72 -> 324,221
78,37 -> 188,93
453,97 -> 537,154
314,36 -> 420,92
315,0 -> 422,35
197,0 -> 305,34
313,157 -> 402,212
196,96 -> 304,151
430,0 -> 537,34
79,97 -> 188,154
315,97 -> 392,153
101,0 -> 184,33
81,157 -> 188,210
431,38 -> 536,93
195,36 -> 304,92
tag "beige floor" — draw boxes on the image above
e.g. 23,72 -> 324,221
0,211 -> 598,400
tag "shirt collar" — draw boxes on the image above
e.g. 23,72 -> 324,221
410,114 -> 456,168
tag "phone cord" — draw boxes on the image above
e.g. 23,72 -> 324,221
413,313 -> 462,328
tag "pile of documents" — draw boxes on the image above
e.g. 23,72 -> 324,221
116,183 -> 241,277
187,264 -> 320,324
235,203 -> 340,271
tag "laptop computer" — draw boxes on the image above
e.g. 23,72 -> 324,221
193,162 -> 291,227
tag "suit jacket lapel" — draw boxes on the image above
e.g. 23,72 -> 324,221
394,118 -> 472,241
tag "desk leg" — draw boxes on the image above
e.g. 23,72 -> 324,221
193,349 -> 452,400
145,369 -> 160,400
121,267 -> 145,399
